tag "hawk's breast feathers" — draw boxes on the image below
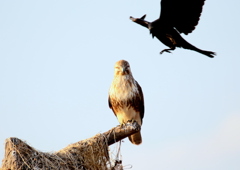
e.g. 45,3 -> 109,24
109,76 -> 144,122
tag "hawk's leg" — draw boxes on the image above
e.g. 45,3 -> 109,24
127,119 -> 137,124
118,124 -> 123,128
119,121 -> 127,128
160,46 -> 176,54
127,119 -> 136,124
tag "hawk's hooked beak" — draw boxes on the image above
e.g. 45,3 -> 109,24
121,67 -> 126,73
120,66 -> 129,75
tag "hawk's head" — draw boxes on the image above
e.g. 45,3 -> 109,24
114,60 -> 132,76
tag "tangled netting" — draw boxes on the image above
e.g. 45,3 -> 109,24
1,134 -> 113,170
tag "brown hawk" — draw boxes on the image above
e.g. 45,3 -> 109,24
108,60 -> 144,145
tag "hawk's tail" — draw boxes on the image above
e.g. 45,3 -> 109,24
128,131 -> 142,145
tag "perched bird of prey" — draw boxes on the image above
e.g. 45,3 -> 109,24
130,0 -> 216,58
108,60 -> 144,145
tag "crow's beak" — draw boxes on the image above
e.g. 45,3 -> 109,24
129,15 -> 149,28
130,16 -> 136,21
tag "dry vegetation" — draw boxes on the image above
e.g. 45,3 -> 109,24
1,121 -> 140,170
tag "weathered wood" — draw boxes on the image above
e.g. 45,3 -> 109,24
104,120 -> 141,146
0,121 -> 141,170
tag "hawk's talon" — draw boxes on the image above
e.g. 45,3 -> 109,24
126,119 -> 136,124
120,123 -> 124,128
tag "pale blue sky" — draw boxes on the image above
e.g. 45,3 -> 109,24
0,0 -> 240,169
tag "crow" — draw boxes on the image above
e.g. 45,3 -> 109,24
130,0 -> 216,58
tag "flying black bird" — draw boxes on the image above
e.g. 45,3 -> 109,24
130,0 -> 216,58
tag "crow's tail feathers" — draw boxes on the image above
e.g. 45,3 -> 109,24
196,50 -> 216,58
181,39 -> 216,58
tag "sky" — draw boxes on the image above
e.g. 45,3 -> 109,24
0,0 -> 240,169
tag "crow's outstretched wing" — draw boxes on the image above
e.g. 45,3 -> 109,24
158,0 -> 206,35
